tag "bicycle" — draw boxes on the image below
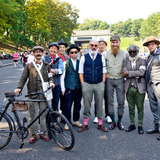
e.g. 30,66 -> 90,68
0,87 -> 75,151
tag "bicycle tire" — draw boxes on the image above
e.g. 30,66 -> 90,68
47,111 -> 75,151
0,112 -> 13,149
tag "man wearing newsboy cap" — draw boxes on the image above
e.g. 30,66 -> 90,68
143,37 -> 160,140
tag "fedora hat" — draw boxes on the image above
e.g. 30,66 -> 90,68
58,40 -> 68,48
143,37 -> 160,46
67,44 -> 80,54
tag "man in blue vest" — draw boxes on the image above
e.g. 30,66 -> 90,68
78,40 -> 108,132
61,44 -> 82,130
44,42 -> 64,111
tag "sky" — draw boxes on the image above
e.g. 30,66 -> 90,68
61,0 -> 160,24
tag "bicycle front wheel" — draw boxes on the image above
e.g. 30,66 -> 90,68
47,111 -> 75,151
0,112 -> 13,149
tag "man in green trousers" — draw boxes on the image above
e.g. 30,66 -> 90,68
122,44 -> 146,134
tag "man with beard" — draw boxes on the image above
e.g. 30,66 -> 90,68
44,42 -> 64,111
78,40 -> 108,132
105,35 -> 128,130
14,46 -> 55,143
122,44 -> 146,134
143,37 -> 160,140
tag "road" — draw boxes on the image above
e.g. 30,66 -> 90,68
0,64 -> 160,160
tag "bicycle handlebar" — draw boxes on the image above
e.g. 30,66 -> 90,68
25,86 -> 53,98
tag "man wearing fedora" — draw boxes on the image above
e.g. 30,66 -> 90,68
61,44 -> 82,130
44,42 -> 64,111
143,37 -> 160,140
78,40 -> 108,132
105,35 -> 128,131
14,46 -> 55,144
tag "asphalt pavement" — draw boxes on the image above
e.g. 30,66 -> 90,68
0,64 -> 160,160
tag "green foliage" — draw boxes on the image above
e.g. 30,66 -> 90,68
78,18 -> 109,30
139,12 -> 160,39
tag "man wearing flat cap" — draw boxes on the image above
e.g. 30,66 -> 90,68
44,42 -> 64,111
143,37 -> 160,140
105,35 -> 128,131
14,46 -> 55,144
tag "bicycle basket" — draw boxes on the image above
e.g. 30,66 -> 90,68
12,100 -> 28,111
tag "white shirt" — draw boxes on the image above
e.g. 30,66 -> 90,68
78,52 -> 107,74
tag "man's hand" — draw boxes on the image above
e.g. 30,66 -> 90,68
51,69 -> 56,75
121,70 -> 128,77
61,91 -> 65,96
50,82 -> 55,88
14,89 -> 21,94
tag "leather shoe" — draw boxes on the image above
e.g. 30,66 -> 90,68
125,125 -> 136,132
138,126 -> 144,134
97,125 -> 108,132
146,128 -> 159,134
117,122 -> 124,130
77,124 -> 89,132
109,122 -> 116,130
157,134 -> 160,141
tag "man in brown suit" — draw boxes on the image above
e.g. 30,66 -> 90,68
14,46 -> 55,144
122,44 -> 146,134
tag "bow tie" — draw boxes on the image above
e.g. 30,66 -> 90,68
35,61 -> 42,65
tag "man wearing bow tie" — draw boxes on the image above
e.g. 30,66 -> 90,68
78,40 -> 108,132
14,46 -> 55,144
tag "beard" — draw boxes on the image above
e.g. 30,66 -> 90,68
89,49 -> 98,55
111,46 -> 120,55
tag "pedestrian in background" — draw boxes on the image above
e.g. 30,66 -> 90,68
13,51 -> 19,68
22,51 -> 28,67
122,44 -> 146,134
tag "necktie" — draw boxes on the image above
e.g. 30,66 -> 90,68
92,53 -> 94,60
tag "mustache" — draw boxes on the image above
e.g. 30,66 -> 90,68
36,55 -> 42,57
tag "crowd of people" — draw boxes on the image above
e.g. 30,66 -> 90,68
14,35 -> 160,144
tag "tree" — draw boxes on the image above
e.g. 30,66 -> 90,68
139,12 -> 160,39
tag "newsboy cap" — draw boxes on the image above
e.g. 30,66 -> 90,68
48,42 -> 59,49
67,44 -> 80,54
110,35 -> 121,41
33,46 -> 44,52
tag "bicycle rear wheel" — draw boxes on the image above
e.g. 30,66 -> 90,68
0,112 -> 13,149
47,111 -> 75,151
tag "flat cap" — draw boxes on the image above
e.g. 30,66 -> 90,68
33,46 -> 44,52
48,42 -> 59,49
110,35 -> 121,41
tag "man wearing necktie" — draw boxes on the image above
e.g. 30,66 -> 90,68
122,44 -> 146,134
78,40 -> 108,132
143,37 -> 160,140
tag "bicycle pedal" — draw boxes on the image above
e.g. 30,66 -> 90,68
19,142 -> 24,148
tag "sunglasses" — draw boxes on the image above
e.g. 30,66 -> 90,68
70,51 -> 78,54
90,44 -> 98,47
129,51 -> 137,53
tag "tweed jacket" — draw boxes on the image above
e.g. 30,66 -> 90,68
123,56 -> 146,94
17,61 -> 53,94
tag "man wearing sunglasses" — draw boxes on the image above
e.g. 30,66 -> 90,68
122,44 -> 146,134
78,40 -> 108,132
143,37 -> 160,140
61,44 -> 82,130
105,35 -> 128,131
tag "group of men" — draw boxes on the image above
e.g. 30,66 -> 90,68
14,35 -> 160,144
